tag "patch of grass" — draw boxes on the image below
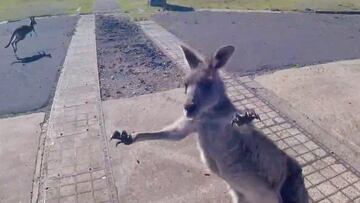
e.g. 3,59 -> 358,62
118,0 -> 160,20
168,0 -> 360,11
117,0 -> 360,21
0,0 -> 95,21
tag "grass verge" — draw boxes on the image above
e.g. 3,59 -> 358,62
0,0 -> 95,21
169,0 -> 360,11
118,0 -> 161,21
118,0 -> 360,21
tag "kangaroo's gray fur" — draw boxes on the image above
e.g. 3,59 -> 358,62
112,45 -> 309,203
4,17 -> 37,54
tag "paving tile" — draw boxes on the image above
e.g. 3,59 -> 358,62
330,176 -> 350,189
328,192 -> 350,203
308,187 -> 325,201
312,160 -> 329,170
307,172 -> 326,185
77,181 -> 92,193
341,171 -> 359,184
92,170 -> 106,179
294,144 -> 311,155
303,165 -> 316,176
93,178 -> 107,191
94,189 -> 110,202
276,140 -> 289,150
76,173 -> 91,183
319,167 -> 337,179
294,133 -> 310,143
342,185 -> 360,199
284,148 -> 298,157
301,152 -> 317,162
276,130 -> 292,139
60,195 -> 76,203
77,192 -> 94,202
60,184 -> 76,197
331,164 -> 347,174
61,176 -> 76,186
283,137 -> 300,147
317,181 -> 337,196
318,199 -> 331,203
304,141 -> 319,151
354,182 -> 360,191
313,148 -> 327,158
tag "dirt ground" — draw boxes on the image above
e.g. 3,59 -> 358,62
95,15 -> 184,100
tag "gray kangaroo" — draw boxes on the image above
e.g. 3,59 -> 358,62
4,17 -> 37,54
111,45 -> 308,203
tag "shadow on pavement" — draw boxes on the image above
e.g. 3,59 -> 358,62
164,4 -> 194,12
11,51 -> 52,65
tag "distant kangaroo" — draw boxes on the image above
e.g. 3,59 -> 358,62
111,45 -> 309,203
4,17 -> 37,54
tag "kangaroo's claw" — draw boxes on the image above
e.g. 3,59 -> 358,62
232,109 -> 261,127
246,109 -> 261,121
111,130 -> 133,146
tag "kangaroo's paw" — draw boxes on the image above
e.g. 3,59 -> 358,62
111,130 -> 133,146
232,109 -> 261,127
244,109 -> 261,121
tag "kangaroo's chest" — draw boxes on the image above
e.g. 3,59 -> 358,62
197,121 -> 235,160
197,120 -> 288,187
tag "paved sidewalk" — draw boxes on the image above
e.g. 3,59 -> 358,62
139,20 -> 360,203
0,113 -> 45,203
103,89 -> 231,202
36,15 -> 117,203
254,59 -> 360,170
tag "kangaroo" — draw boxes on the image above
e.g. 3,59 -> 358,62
4,17 -> 37,54
111,45 -> 309,203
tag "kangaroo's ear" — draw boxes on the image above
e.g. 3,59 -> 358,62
180,45 -> 201,69
211,45 -> 235,70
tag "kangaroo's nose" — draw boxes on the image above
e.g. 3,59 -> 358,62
184,103 -> 197,113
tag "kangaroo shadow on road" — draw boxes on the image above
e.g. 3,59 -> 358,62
11,51 -> 52,65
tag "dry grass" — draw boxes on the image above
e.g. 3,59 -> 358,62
0,0 -> 95,21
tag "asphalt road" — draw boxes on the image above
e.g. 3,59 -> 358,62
0,16 -> 78,116
153,11 -> 360,75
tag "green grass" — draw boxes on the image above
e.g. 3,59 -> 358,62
118,0 -> 360,20
118,0 -> 161,20
169,0 -> 360,11
0,0 -> 95,21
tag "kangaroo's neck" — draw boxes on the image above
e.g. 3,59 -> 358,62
213,95 -> 236,114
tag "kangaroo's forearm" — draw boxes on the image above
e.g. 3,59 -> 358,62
133,130 -> 187,143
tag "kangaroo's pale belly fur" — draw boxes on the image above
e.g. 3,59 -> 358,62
196,117 -> 289,203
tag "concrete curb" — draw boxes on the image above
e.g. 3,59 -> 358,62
196,8 -> 286,14
315,10 -> 360,15
30,117 -> 49,203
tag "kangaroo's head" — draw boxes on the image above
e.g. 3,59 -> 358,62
30,17 -> 37,26
181,45 -> 235,118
